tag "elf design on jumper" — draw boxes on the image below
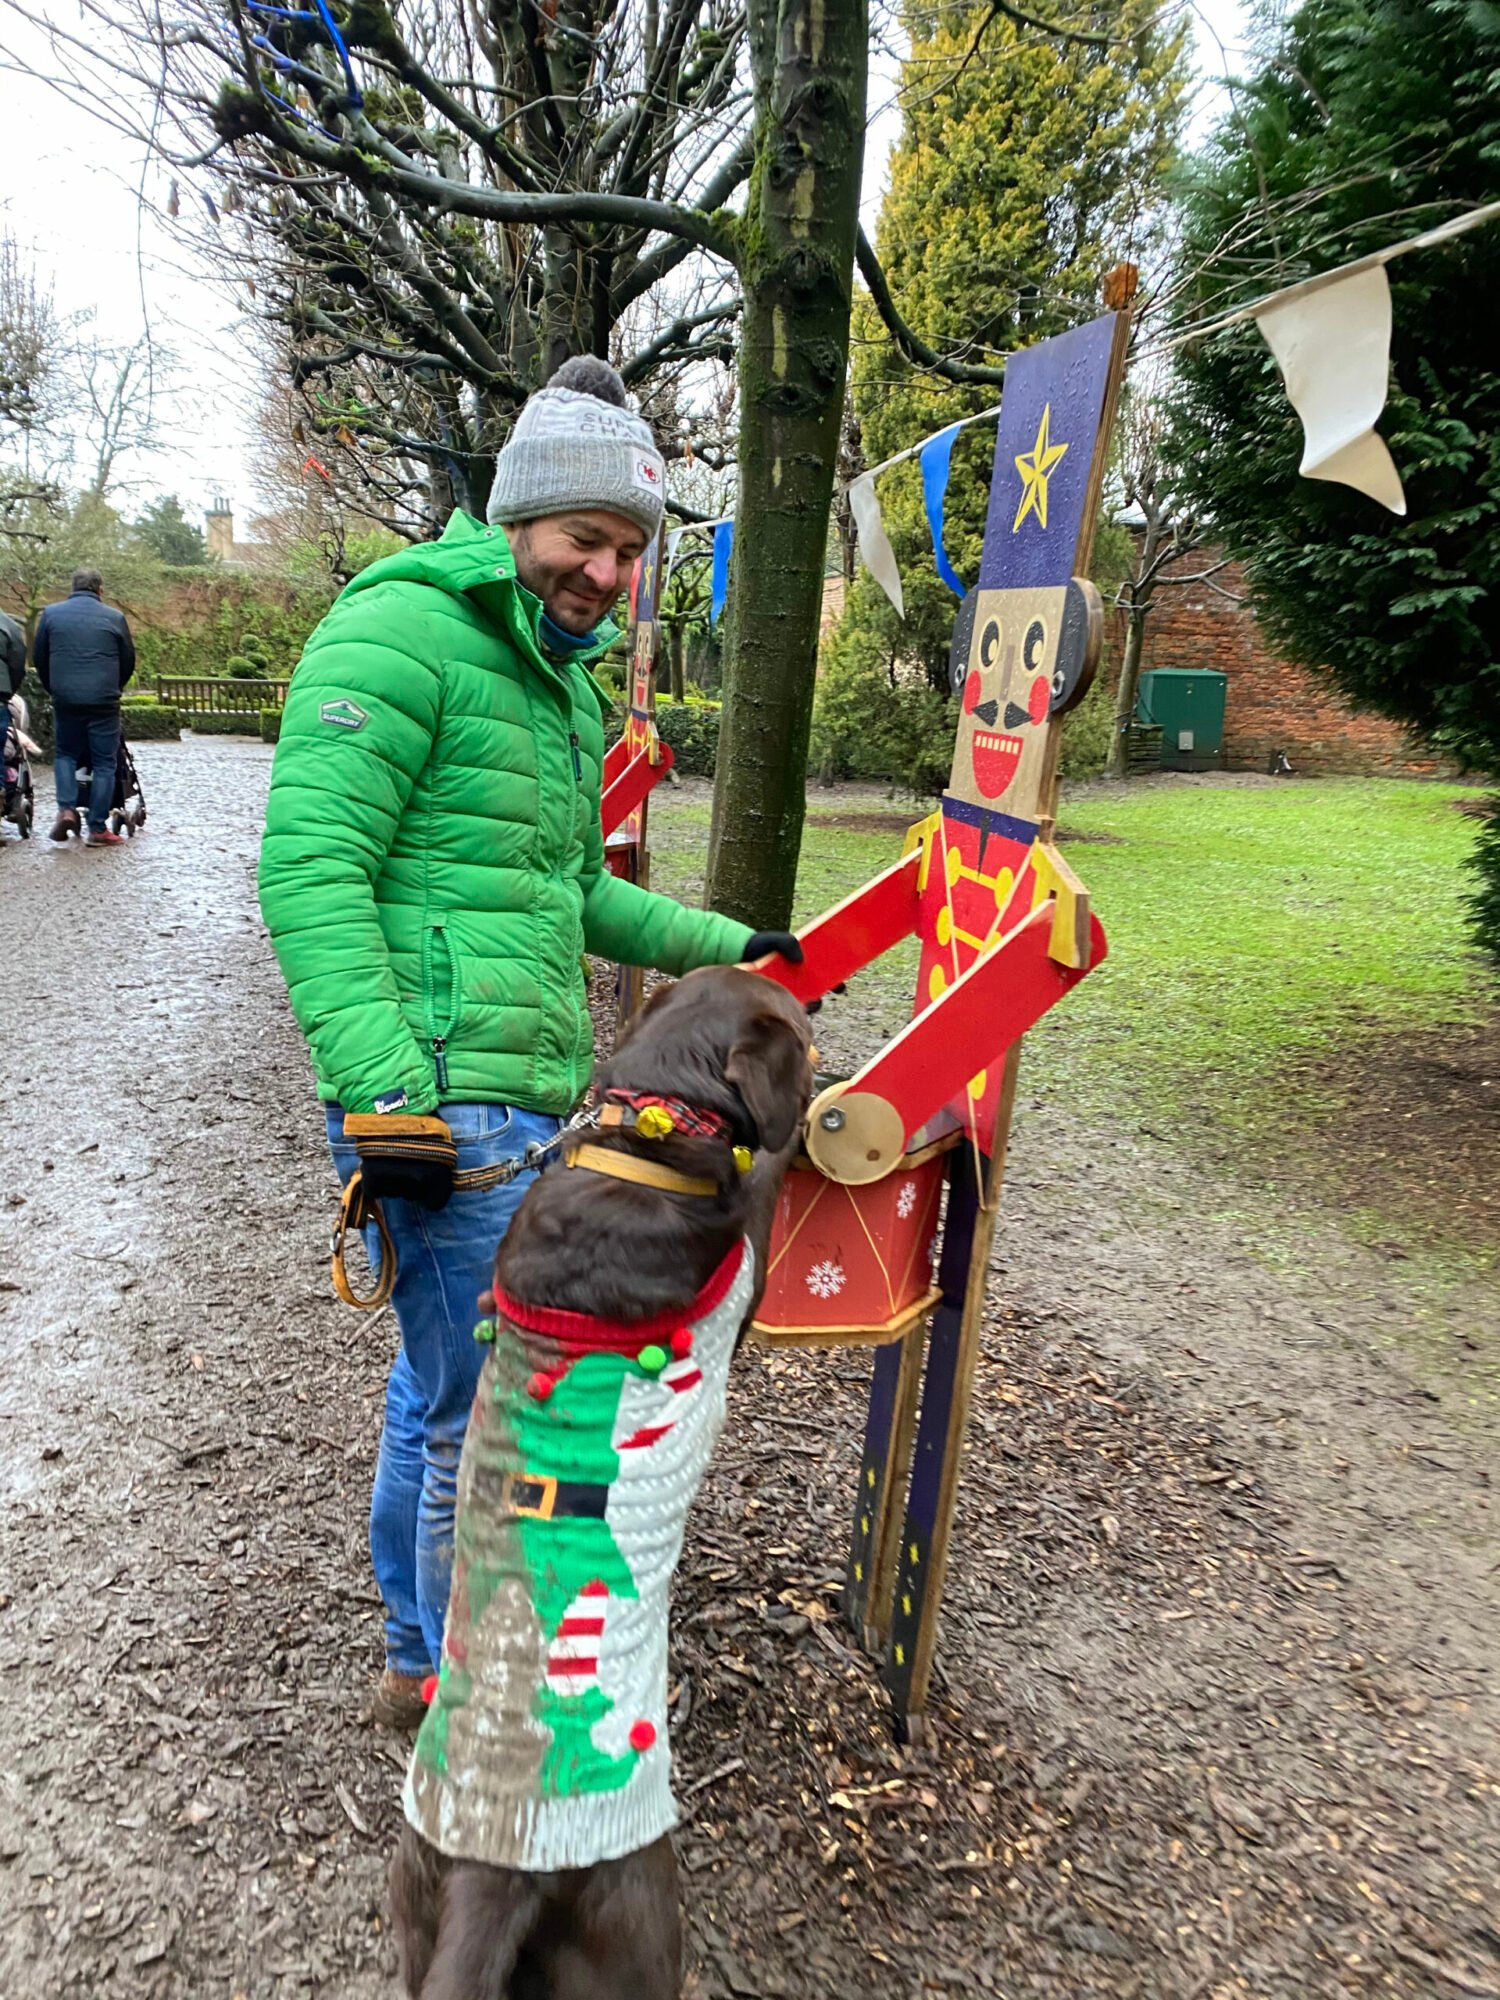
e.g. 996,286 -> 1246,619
405,1240 -> 754,1871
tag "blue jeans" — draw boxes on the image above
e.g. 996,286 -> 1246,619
325,1101 -> 562,1675
54,705 -> 119,831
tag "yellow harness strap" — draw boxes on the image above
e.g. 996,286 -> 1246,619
565,1142 -> 718,1199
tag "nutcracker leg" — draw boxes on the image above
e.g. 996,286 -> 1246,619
842,1324 -> 925,1653
880,1045 -> 1021,1740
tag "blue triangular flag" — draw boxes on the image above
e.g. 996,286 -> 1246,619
919,425 -> 966,599
710,520 -> 734,626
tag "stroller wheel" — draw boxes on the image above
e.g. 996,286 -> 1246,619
16,798 -> 31,839
108,810 -> 124,836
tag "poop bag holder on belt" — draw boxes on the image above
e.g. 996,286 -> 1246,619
331,1113 -> 458,1310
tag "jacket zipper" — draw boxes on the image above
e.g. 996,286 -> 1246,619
568,729 -> 582,783
423,918 -> 458,1090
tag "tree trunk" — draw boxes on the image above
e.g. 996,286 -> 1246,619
703,0 -> 869,928
1107,607 -> 1148,779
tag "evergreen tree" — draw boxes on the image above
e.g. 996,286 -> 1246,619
814,0 -> 1187,790
135,494 -> 208,567
1165,0 -> 1500,954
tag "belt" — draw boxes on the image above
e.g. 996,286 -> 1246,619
501,1472 -> 610,1521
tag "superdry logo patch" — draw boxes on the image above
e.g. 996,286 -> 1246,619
319,698 -> 369,731
633,457 -> 662,491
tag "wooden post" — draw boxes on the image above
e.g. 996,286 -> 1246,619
613,527 -> 666,1030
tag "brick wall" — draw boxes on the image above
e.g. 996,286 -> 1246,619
1127,546 -> 1451,778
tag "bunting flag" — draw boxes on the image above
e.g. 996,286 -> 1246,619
710,521 -> 734,626
918,424 -> 967,598
847,472 -> 904,618
1252,264 -> 1406,514
662,526 -> 684,596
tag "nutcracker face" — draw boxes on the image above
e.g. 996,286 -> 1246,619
947,576 -> 1103,825
949,585 -> 1064,821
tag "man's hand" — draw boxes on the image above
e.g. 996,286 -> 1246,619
342,1112 -> 457,1212
742,932 -> 804,966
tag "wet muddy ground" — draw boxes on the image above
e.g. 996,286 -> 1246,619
1,741 -> 1496,1999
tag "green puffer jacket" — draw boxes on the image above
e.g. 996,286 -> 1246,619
258,510 -> 752,1117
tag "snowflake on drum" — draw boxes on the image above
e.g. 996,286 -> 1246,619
806,1259 -> 847,1301
896,1179 -> 918,1220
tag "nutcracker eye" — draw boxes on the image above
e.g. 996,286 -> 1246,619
1022,617 -> 1047,674
979,618 -> 1001,674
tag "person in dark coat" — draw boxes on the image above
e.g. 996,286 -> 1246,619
0,609 -> 25,701
32,568 -> 136,846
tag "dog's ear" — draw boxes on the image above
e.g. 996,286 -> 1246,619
724,1010 -> 809,1156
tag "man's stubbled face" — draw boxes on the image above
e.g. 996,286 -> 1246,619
505,510 -> 648,636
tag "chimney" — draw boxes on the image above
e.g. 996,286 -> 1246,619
205,497 -> 234,562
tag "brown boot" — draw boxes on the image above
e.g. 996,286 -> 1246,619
48,808 -> 80,842
371,1669 -> 432,1732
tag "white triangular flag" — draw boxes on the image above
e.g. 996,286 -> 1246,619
1253,264 -> 1406,514
662,525 -> 684,594
848,471 -> 904,618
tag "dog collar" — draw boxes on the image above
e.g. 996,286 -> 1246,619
598,1091 -> 753,1173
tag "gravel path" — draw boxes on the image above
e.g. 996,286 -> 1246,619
1,740 -> 1495,2000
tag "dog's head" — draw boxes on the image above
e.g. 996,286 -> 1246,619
602,966 -> 814,1158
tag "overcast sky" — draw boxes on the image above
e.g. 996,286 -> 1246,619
0,1 -> 1250,535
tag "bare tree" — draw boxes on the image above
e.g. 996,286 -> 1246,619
5,0 -> 1061,919
81,335 -> 167,499
1106,400 -> 1236,779
0,231 -> 64,446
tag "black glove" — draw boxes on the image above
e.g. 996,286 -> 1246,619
743,931 -> 804,965
343,1112 -> 457,1212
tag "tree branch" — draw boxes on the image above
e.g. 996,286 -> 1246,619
856,229 -> 1008,385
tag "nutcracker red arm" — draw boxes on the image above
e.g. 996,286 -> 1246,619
750,823 -> 1106,1183
600,734 -> 676,841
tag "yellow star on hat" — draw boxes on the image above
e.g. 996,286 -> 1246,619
1011,402 -> 1069,533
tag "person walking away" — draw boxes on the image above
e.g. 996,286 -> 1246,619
0,608 -> 25,703
258,355 -> 801,1729
32,568 -> 135,847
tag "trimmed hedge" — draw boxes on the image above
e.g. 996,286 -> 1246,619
260,707 -> 281,745
120,702 -> 184,741
655,701 -> 719,777
183,712 -> 263,737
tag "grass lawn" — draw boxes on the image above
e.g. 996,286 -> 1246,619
647,774 -> 1491,1136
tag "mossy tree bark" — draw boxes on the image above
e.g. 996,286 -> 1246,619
703,0 -> 868,929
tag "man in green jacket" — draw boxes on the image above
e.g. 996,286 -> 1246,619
258,357 -> 798,1726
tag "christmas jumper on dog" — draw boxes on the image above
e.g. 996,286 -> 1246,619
405,1238 -> 754,1871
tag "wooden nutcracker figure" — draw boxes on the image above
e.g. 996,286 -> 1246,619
753,295 -> 1132,1737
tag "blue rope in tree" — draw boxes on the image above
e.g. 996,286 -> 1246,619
244,0 -> 362,109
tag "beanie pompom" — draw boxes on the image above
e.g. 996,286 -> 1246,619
547,355 -> 629,408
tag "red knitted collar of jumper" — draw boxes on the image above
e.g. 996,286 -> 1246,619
492,1239 -> 745,1355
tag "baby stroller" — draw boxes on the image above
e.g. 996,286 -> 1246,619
69,724 -> 148,838
3,693 -> 38,840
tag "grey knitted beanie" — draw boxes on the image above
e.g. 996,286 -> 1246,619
486,356 -> 666,538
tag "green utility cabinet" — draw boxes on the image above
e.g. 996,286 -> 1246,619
1135,668 -> 1227,770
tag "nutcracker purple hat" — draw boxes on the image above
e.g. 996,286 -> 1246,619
486,355 -> 666,539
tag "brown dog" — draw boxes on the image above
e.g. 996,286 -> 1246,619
390,966 -> 813,1999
